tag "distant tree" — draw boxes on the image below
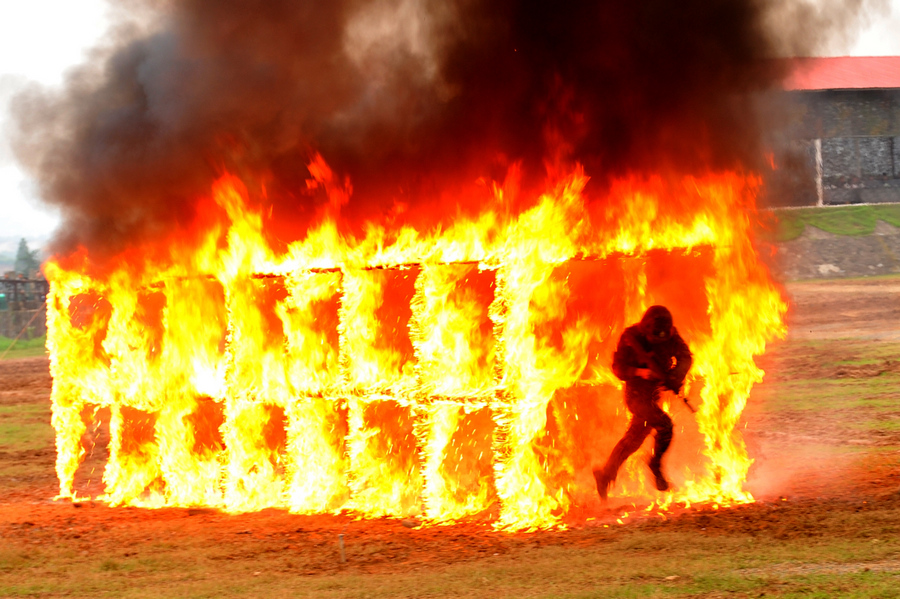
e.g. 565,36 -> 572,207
14,238 -> 41,276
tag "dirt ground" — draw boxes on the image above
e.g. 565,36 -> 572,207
779,277 -> 900,342
742,277 -> 900,503
1,276 -> 899,588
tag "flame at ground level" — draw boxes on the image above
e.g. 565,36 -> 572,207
46,163 -> 786,531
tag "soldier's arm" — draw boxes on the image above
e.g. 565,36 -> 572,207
665,329 -> 693,392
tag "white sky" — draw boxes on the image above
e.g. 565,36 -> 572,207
0,0 -> 899,251
0,0 -> 109,252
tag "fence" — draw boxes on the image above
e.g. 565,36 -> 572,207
0,279 -> 49,339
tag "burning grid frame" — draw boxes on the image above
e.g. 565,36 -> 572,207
45,166 -> 786,531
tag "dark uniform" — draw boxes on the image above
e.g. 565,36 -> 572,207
594,305 -> 692,500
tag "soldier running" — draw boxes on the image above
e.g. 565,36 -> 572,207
594,305 -> 693,501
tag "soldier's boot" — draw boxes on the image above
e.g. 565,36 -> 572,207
593,469 -> 611,502
648,461 -> 669,492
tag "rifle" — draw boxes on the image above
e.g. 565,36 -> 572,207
621,334 -> 697,413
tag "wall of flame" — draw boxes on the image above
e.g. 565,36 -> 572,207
45,164 -> 786,531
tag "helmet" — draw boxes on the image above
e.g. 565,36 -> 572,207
639,305 -> 673,344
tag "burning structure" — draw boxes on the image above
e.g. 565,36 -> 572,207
15,0 -> 871,529
45,168 -> 783,529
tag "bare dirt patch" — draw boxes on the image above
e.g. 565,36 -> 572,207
0,357 -> 52,406
780,277 -> 900,342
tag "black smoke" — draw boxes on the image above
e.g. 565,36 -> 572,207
10,0 -> 881,257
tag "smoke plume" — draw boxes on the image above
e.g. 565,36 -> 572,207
10,0 -> 884,256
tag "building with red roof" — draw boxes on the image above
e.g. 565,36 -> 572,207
784,56 -> 900,91
776,57 -> 900,206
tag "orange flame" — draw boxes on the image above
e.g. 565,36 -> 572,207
46,158 -> 786,531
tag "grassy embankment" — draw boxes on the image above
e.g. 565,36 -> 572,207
766,203 -> 900,242
1,334 -> 899,598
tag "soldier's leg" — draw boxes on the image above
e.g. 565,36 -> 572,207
646,404 -> 674,490
595,416 -> 651,499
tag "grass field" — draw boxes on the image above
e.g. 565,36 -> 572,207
1,280 -> 899,598
1,508 -> 900,599
0,335 -> 47,360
